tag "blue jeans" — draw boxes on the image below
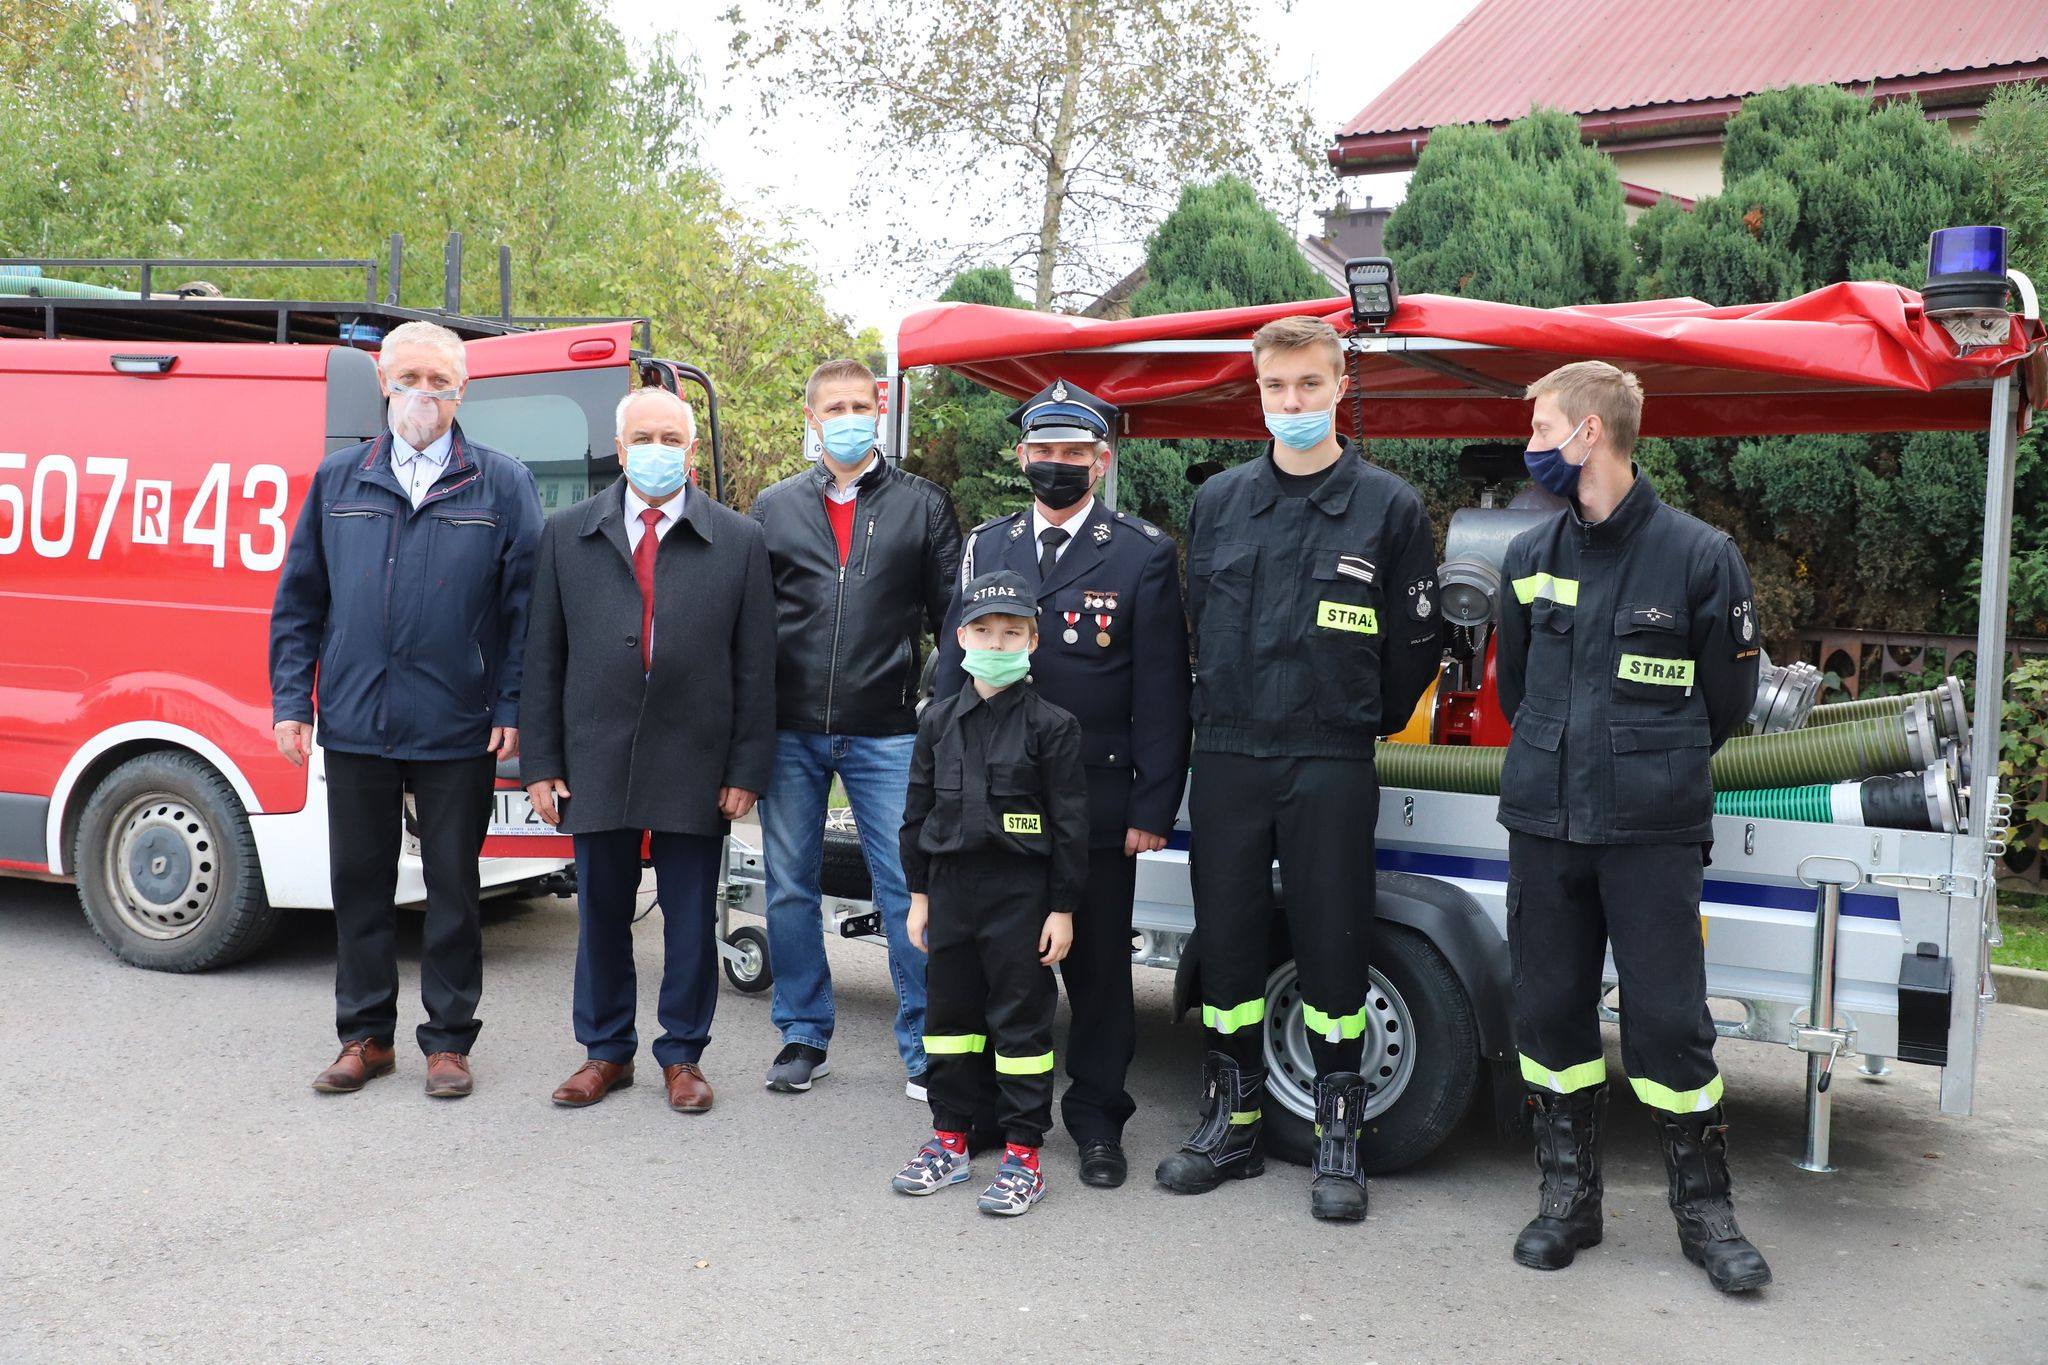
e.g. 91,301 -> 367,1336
759,730 -> 925,1076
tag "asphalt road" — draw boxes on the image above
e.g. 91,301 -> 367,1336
3,879 -> 2045,1364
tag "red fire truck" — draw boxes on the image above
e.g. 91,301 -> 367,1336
0,244 -> 687,971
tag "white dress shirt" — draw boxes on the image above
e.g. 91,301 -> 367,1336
1032,495 -> 1095,565
824,454 -> 877,504
390,429 -> 453,508
624,481 -> 684,552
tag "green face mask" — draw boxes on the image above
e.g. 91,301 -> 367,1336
961,645 -> 1031,687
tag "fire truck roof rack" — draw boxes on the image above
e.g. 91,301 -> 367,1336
0,231 -> 653,352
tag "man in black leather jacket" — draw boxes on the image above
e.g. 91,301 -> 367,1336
750,358 -> 963,1098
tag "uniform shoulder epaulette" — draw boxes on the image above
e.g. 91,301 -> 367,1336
1112,509 -> 1163,539
972,510 -> 1020,535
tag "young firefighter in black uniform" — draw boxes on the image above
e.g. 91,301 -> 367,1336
934,378 -> 1191,1190
1157,315 -> 1443,1223
895,571 -> 1090,1217
1496,360 -> 1771,1293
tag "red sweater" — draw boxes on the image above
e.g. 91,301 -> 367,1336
824,493 -> 857,565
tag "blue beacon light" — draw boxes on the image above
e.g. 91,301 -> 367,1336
1923,226 -> 2012,352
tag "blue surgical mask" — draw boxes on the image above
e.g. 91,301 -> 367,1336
625,442 -> 687,499
960,644 -> 1032,687
1264,406 -> 1335,452
1523,418 -> 1590,498
819,414 -> 877,464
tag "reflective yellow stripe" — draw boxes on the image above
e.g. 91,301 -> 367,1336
1630,1072 -> 1724,1113
1202,999 -> 1266,1034
922,1034 -> 986,1055
1617,653 -> 1697,687
1228,1109 -> 1261,1125
1302,1002 -> 1370,1042
1520,1053 -> 1608,1094
1002,813 -> 1041,834
994,1051 -> 1054,1075
1512,572 -> 1580,606
1316,601 -> 1378,635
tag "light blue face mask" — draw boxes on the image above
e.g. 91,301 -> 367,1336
625,442 -> 687,499
818,414 -> 878,464
960,645 -> 1032,687
1264,405 -> 1336,452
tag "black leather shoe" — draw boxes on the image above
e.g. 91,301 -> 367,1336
1078,1140 -> 1128,1188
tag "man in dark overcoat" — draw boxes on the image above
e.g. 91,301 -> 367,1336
521,386 -> 776,1114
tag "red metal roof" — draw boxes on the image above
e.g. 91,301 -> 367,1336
1332,0 -> 2048,169
894,285 -> 2045,441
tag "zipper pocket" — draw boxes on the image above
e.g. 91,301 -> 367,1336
328,506 -> 390,520
859,518 -> 875,575
433,513 -> 500,528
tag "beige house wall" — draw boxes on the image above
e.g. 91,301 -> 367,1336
1607,113 -> 1983,220
1610,143 -> 1728,202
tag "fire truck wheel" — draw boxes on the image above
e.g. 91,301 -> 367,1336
1259,924 -> 1481,1174
73,752 -> 281,972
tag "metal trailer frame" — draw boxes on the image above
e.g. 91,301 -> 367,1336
717,298 -> 2034,1170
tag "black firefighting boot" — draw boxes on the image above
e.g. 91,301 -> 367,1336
1308,1072 -> 1370,1222
1512,1085 -> 1607,1269
1155,1051 -> 1266,1193
1653,1106 -> 1774,1293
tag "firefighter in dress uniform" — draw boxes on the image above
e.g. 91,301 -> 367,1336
1156,315 -> 1442,1223
1496,360 -> 1772,1293
934,379 -> 1191,1190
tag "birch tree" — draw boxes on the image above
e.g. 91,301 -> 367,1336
727,0 -> 1320,309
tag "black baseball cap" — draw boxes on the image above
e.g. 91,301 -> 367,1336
958,569 -> 1040,624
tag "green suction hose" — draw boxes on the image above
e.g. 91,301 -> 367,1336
1804,678 -> 1968,739
1806,694 -> 1912,726
1371,741 -> 1505,794
1376,708 -> 1928,795
1713,786 -> 1834,821
1711,713 -> 1920,789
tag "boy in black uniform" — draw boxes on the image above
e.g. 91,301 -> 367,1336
894,570 -> 1089,1216
1496,360 -> 1771,1293
1157,315 -> 1443,1223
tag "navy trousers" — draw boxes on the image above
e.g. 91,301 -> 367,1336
572,828 -> 722,1068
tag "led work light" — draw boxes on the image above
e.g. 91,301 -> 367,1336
1345,257 -> 1398,330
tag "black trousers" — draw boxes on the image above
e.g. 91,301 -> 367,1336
1057,847 -> 1139,1144
572,829 -> 721,1068
1508,832 -> 1721,1111
924,852 -> 1058,1147
1189,751 -> 1379,1079
324,749 -> 494,1056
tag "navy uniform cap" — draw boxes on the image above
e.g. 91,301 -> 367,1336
958,569 -> 1040,624
1008,378 -> 1118,444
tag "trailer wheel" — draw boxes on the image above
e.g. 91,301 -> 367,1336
1260,923 -> 1481,1173
819,823 -> 873,902
72,752 -> 280,972
723,924 -> 772,993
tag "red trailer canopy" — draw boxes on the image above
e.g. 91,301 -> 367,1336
894,283 -> 2046,440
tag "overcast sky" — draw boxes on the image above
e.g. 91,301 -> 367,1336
618,0 -> 1481,329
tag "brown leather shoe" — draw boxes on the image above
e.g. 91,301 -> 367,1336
313,1039 -> 395,1093
552,1059 -> 634,1107
424,1052 -> 473,1098
663,1062 -> 714,1113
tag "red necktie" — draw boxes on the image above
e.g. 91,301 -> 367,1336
634,507 -> 663,673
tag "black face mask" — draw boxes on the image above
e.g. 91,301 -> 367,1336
1024,458 -> 1094,510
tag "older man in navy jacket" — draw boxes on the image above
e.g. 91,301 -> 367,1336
270,319 -> 543,1101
